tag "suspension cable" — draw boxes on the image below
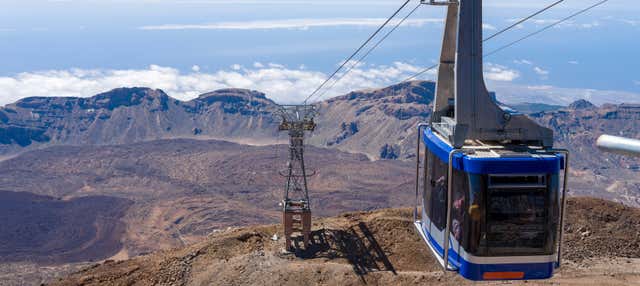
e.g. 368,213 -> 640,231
309,2 -> 423,102
484,0 -> 565,42
484,0 -> 609,58
303,0 -> 412,104
403,0 -> 607,82
402,63 -> 439,83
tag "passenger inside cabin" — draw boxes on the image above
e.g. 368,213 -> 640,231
433,175 -> 447,229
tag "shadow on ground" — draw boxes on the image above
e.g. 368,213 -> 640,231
289,222 -> 397,283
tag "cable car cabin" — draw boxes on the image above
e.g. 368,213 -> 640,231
412,0 -> 569,280
413,127 -> 568,281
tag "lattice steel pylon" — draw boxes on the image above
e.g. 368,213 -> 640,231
277,105 -> 316,251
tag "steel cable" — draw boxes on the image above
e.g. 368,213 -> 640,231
303,0 -> 413,104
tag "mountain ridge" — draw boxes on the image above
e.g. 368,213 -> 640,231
0,82 -> 638,206
0,82 -> 437,159
2,81 -> 635,160
1,81 -> 636,158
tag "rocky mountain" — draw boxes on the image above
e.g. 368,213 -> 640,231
309,81 -> 434,160
530,102 -> 640,206
0,82 -> 638,204
532,101 -> 640,169
0,82 -> 435,160
0,88 -> 281,156
506,102 -> 564,114
0,80 -> 549,161
1,81 -> 637,162
51,198 -> 640,286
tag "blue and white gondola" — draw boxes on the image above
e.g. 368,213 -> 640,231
413,126 -> 569,281
413,0 -> 570,280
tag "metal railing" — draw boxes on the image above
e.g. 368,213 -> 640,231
442,149 -> 464,272
414,123 -> 430,222
549,149 -> 570,268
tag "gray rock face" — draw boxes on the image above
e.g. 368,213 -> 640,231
0,81 -> 438,160
568,99 -> 596,110
379,144 -> 400,160
0,87 -> 281,155
310,81 -> 435,160
0,81 -> 638,167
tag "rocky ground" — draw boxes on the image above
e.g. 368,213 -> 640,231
50,197 -> 640,286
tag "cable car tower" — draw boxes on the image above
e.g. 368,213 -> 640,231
277,105 -> 316,251
413,0 -> 569,281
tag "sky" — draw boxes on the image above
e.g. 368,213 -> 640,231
0,0 -> 639,105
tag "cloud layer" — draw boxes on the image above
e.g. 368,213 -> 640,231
490,83 -> 640,106
0,63 -> 434,105
0,63 -> 637,107
485,64 -> 520,81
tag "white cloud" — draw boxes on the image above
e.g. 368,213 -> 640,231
533,66 -> 549,76
484,64 -> 520,82
514,59 -> 533,65
191,65 -> 201,72
139,18 -> 443,31
231,64 -> 242,71
253,62 -> 265,68
483,24 -> 497,30
621,19 -> 640,26
267,63 -> 285,69
525,85 -> 554,91
580,21 -> 601,29
568,60 -> 579,65
529,19 -> 560,25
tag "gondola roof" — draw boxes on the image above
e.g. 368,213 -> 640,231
423,127 -> 564,175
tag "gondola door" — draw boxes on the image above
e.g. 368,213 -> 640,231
422,148 -> 451,263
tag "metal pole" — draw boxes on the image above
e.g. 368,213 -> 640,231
415,123 -> 430,222
443,149 -> 463,272
551,149 -> 570,267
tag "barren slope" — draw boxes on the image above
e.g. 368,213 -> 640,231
0,191 -> 131,264
0,139 -> 414,262
52,197 -> 640,286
